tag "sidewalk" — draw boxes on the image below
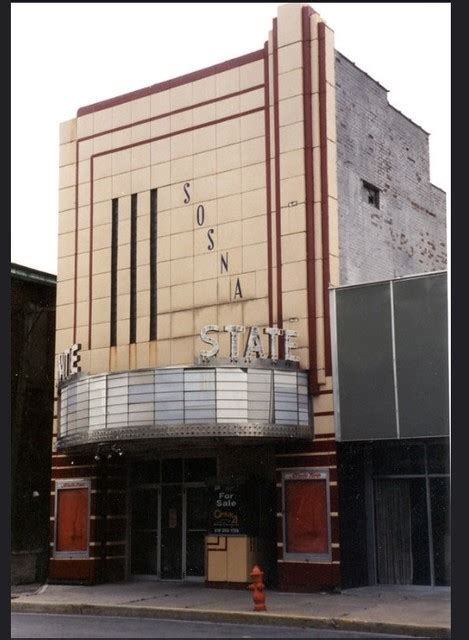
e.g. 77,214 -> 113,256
11,580 -> 450,638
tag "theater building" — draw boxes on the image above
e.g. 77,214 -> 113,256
51,4 -> 447,590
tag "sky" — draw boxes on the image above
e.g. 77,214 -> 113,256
11,2 -> 450,275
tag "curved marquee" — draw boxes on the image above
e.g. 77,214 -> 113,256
58,366 -> 312,448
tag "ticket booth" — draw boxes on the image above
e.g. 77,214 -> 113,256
206,484 -> 260,587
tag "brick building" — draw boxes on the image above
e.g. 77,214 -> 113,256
11,264 -> 56,583
50,4 -> 447,591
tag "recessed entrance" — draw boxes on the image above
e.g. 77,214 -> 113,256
130,457 -> 216,580
373,442 -> 450,586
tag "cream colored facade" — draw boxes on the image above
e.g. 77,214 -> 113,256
55,3 -> 338,443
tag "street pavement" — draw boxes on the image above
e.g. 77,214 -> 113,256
10,581 -> 450,638
11,613 -> 415,638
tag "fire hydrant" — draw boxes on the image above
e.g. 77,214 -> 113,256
248,564 -> 267,611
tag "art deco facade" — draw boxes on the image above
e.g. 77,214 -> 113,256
51,4 -> 447,590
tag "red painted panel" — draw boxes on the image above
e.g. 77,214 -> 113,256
52,456 -> 94,468
48,559 -> 97,582
285,480 -> 328,554
278,562 -> 340,591
52,467 -> 96,479
56,488 -> 89,552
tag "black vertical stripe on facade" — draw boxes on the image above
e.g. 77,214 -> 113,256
130,193 -> 138,344
110,198 -> 118,346
150,189 -> 158,341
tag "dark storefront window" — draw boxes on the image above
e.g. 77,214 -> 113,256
131,460 -> 160,484
430,477 -> 450,586
184,457 -> 217,483
372,440 -> 450,587
161,458 -> 183,484
372,443 -> 425,475
427,443 -> 450,475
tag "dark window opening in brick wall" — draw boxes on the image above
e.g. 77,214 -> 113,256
362,180 -> 380,209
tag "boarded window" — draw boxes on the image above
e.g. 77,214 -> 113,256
284,472 -> 330,558
56,487 -> 89,553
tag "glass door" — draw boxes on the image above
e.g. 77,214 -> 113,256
130,487 -> 159,576
374,478 -> 430,585
430,477 -> 450,585
160,485 -> 183,579
130,457 -> 215,580
185,486 -> 209,578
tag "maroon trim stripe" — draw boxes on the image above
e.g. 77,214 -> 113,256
314,411 -> 334,417
263,42 -> 274,326
272,19 -> 284,355
79,84 -> 265,143
93,107 -> 263,160
87,106 -> 265,346
73,142 -> 79,343
77,50 -> 265,116
88,161 -> 94,348
72,85 -> 264,342
318,22 -> 332,376
302,5 -> 319,395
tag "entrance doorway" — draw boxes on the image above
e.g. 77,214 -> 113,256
130,457 -> 215,580
373,442 -> 450,586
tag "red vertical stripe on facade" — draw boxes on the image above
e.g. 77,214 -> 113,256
272,19 -> 284,356
318,22 -> 332,376
73,142 -> 79,343
264,43 -> 274,327
302,6 -> 319,394
88,159 -> 94,349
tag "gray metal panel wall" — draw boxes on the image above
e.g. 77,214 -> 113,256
335,283 -> 397,440
393,274 -> 449,437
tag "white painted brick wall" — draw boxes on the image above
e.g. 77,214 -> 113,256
335,53 -> 447,285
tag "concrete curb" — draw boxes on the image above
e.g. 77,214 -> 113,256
10,600 -> 451,638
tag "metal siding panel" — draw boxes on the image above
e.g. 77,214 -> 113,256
128,373 -> 155,385
249,410 -> 270,420
129,383 -> 154,394
128,402 -> 155,413
217,391 -> 251,400
155,371 -> 184,384
155,414 -> 184,423
154,391 -> 184,401
107,404 -> 128,415
128,393 -> 154,404
128,412 -> 154,423
393,274 -> 449,437
248,369 -> 272,422
336,283 -> 397,441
